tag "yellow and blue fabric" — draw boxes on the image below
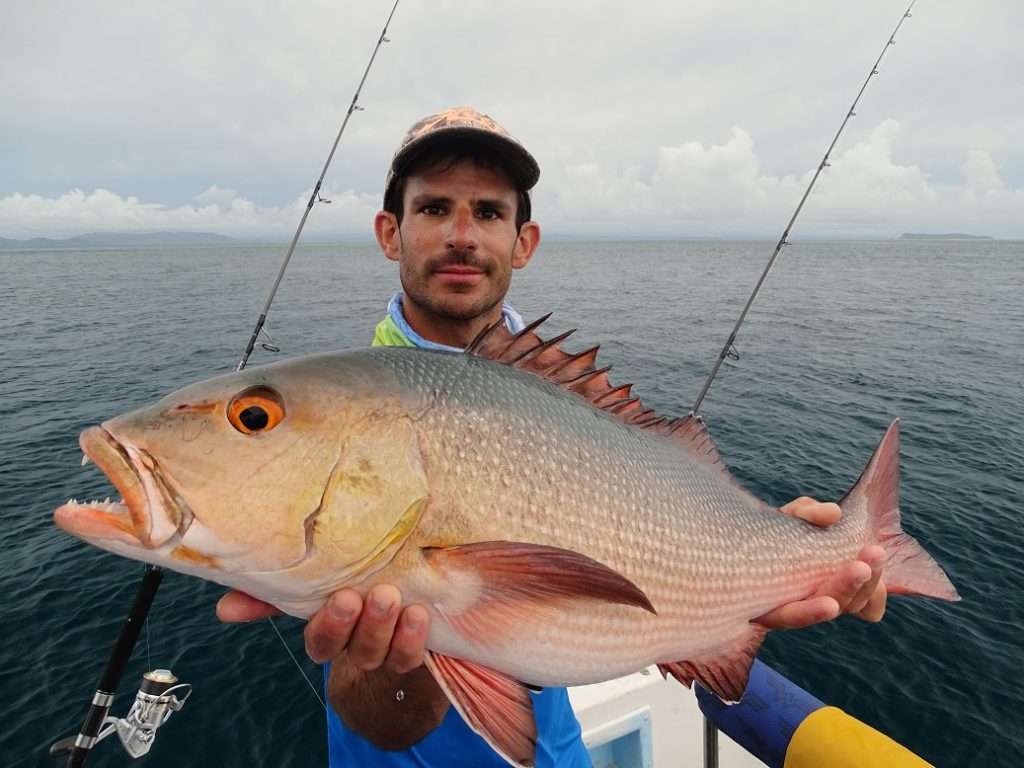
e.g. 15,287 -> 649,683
695,659 -> 933,767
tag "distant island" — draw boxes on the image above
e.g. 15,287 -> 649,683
898,233 -> 993,241
0,231 -> 235,250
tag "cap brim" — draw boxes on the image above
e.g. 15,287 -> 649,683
391,127 -> 540,192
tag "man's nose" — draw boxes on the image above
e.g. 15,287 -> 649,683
445,206 -> 478,251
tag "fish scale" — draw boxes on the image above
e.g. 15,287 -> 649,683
55,336 -> 959,767
370,349 -> 864,684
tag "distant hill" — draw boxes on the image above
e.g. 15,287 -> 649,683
898,233 -> 993,240
0,231 -> 235,250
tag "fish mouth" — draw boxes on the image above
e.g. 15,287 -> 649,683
55,426 -> 193,549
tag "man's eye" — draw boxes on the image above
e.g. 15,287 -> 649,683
477,208 -> 500,220
421,204 -> 446,216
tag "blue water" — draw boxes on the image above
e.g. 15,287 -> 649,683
1,240 -> 1021,766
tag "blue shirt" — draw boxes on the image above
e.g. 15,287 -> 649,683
326,674 -> 590,768
325,297 -> 591,767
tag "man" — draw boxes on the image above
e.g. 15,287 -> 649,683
218,107 -> 888,766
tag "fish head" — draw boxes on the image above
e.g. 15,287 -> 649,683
55,352 -> 430,606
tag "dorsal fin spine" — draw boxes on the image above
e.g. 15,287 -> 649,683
566,365 -> 613,389
608,396 -> 641,414
593,384 -> 632,406
543,345 -> 600,378
511,328 -> 576,367
496,313 -> 552,358
630,408 -> 656,422
634,415 -> 663,428
667,412 -> 699,435
464,316 -> 730,477
465,318 -> 506,355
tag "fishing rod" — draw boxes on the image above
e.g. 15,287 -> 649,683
50,3 -> 401,764
692,4 -> 918,766
237,0 -> 402,372
691,0 -> 917,417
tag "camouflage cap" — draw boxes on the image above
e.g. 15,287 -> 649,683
384,106 -> 540,206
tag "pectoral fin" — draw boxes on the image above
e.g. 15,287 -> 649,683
421,540 -> 655,646
424,650 -> 537,767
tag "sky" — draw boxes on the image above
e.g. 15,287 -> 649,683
2,0 -> 1021,240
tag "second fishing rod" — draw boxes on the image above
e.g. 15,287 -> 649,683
57,3 -> 402,765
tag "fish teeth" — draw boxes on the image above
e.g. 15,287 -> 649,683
81,454 -> 92,467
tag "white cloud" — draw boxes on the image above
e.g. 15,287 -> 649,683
0,186 -> 379,239
193,185 -> 240,207
3,118 -> 1021,240
962,150 -> 1005,194
544,119 -> 1023,238
1,0 -> 1021,240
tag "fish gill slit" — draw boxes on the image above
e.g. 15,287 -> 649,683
301,450 -> 347,560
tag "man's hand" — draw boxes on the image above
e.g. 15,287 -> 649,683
756,496 -> 888,630
217,584 -> 429,672
218,585 -> 446,750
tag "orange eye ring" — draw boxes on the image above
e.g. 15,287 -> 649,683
227,386 -> 285,435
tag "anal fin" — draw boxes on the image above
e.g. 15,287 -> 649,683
424,650 -> 537,767
658,623 -> 768,703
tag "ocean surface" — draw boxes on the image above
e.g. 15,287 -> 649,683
1,239 -> 1021,767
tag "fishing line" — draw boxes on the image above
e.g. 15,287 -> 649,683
57,3 -> 402,764
58,1 -> 920,764
690,3 -> 918,761
691,0 -> 917,416
268,616 -> 327,711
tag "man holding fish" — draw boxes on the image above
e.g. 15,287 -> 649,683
215,107 -> 891,766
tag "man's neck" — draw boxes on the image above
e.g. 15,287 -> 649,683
400,297 -> 503,349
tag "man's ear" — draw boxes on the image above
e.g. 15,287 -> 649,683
375,211 -> 401,262
512,221 -> 541,269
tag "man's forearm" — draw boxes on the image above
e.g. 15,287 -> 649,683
327,653 -> 450,750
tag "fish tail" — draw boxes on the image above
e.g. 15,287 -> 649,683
839,419 -> 960,601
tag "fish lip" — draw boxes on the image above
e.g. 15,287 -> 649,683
69,426 -> 191,548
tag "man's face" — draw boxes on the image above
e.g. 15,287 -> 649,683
376,159 -> 538,325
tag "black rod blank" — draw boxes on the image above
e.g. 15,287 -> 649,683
64,566 -> 163,768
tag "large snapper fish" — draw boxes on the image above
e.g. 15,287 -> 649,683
56,319 -> 959,766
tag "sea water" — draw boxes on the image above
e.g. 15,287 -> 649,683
1,239 -> 1021,766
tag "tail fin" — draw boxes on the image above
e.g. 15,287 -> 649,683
839,419 -> 960,601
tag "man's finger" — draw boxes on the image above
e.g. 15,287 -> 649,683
217,590 -> 282,623
756,596 -> 840,630
846,545 -> 885,615
854,582 -> 887,623
780,497 -> 842,528
305,590 -> 363,664
384,604 -> 429,674
817,560 -> 872,613
347,584 -> 402,671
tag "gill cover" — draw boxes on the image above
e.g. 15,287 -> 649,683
94,352 -> 430,580
296,414 -> 429,588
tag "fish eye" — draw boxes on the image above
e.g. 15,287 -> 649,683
227,386 -> 285,435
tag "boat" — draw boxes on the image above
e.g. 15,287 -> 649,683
571,661 -> 933,767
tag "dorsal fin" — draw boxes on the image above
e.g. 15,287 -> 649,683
465,316 -> 728,475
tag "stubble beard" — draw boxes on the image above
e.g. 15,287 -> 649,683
399,245 -> 512,324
